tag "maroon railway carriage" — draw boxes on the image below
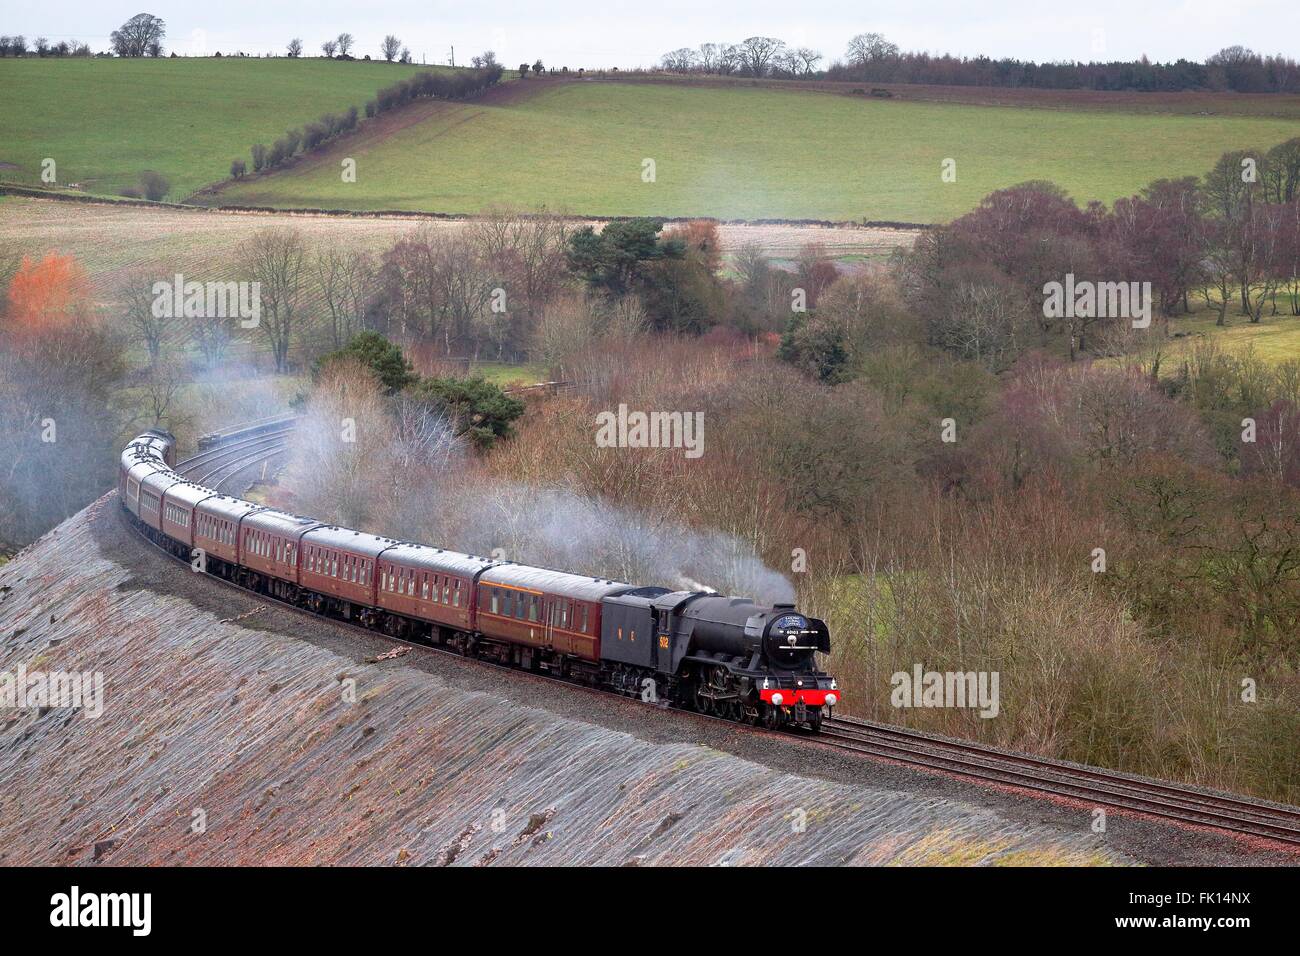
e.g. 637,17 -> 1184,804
239,509 -> 322,599
475,565 -> 634,662
376,543 -> 495,636
137,468 -> 186,533
121,457 -> 164,521
297,526 -> 393,618
194,495 -> 262,568
119,431 -> 177,513
159,480 -> 213,550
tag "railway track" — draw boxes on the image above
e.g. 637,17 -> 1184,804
175,419 -> 297,490
817,716 -> 1300,846
132,419 -> 1300,851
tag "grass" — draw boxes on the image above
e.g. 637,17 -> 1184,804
471,362 -> 548,386
0,57 -> 440,200
1164,306 -> 1300,364
214,80 -> 1300,222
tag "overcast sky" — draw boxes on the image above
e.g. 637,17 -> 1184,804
8,1 -> 1297,68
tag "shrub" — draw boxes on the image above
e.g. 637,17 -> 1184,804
137,170 -> 169,201
230,158 -> 247,179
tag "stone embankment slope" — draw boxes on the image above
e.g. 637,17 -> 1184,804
0,498 -> 1168,865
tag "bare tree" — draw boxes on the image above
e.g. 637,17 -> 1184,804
134,356 -> 193,432
321,38 -> 337,57
286,37 -> 302,58
240,227 -> 307,374
697,43 -> 722,72
336,32 -> 354,57
314,244 -> 374,349
119,268 -> 168,367
846,32 -> 899,66
736,36 -> 786,77
191,309 -> 233,369
381,35 -> 401,62
110,13 -> 165,57
473,205 -> 571,322
791,47 -> 823,74
660,47 -> 696,72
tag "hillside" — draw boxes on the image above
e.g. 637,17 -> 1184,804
210,78 -> 1300,221
0,57 -> 439,200
0,498 -> 1163,866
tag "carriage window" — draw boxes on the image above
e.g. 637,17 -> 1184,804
453,582 -> 460,607
331,556 -> 338,577
561,603 -> 569,628
490,589 -> 500,614
443,582 -> 451,604
514,595 -> 526,620
503,590 -> 514,618
581,605 -> 589,633
422,578 -> 430,600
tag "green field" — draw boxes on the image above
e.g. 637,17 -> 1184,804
1165,308 -> 1300,363
212,81 -> 1300,222
0,57 -> 436,200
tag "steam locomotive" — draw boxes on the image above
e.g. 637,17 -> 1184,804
120,430 -> 840,731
